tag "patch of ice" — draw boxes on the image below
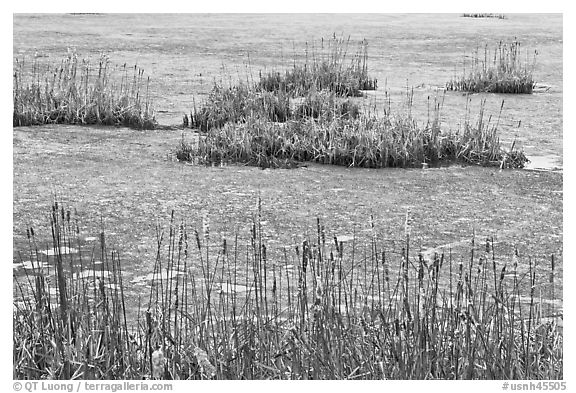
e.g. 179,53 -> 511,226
219,283 -> 250,294
15,260 -> 51,270
515,295 -> 562,308
524,155 -> 562,172
73,270 -> 111,280
130,270 -> 187,284
39,247 -> 78,256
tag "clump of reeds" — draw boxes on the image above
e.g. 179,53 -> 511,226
189,82 -> 361,133
446,40 -> 537,94
257,35 -> 377,97
294,90 -> 360,121
190,83 -> 291,131
13,202 -> 138,379
13,201 -> 562,379
179,93 -> 528,169
462,13 -> 507,19
13,51 -> 157,129
187,36 -> 374,132
183,35 -> 528,169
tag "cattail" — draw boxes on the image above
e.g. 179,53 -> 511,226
194,230 -> 201,250
315,275 -> 323,302
418,285 -> 426,317
382,250 -> 389,283
202,213 -> 210,242
256,195 -> 262,215
512,248 -> 519,274
500,265 -> 506,282
404,207 -> 412,238
302,240 -> 309,273
549,254 -> 555,284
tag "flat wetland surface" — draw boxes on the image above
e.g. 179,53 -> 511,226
13,14 -> 563,308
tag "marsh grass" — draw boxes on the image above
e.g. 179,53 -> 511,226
446,40 -> 537,94
180,93 -> 528,169
13,201 -> 562,379
185,37 -> 527,169
13,202 -> 133,379
13,51 -> 157,129
257,35 -> 377,97
189,84 -> 361,133
293,90 -> 361,121
188,36 -> 373,132
190,83 -> 292,131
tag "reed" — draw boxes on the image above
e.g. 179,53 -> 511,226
188,36 -> 373,132
189,78 -> 361,132
184,37 -> 527,169
190,83 -> 291,131
446,40 -> 537,94
179,94 -> 528,169
257,35 -> 377,97
13,201 -> 562,379
13,202 -> 136,379
13,51 -> 157,129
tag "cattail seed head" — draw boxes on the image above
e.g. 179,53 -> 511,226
404,207 -> 412,238
202,213 -> 210,241
512,249 -> 519,273
194,230 -> 201,250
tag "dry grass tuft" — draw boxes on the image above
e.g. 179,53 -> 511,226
257,35 -> 377,97
180,93 -> 528,169
446,40 -> 537,94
